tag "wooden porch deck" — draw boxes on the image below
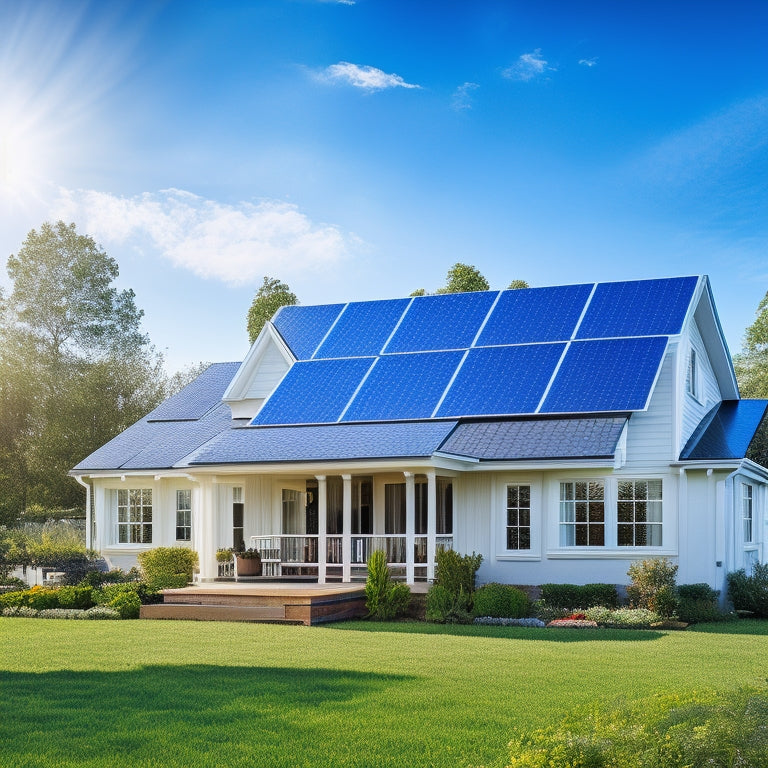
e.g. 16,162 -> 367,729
140,582 -> 369,626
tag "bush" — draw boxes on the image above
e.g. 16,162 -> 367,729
56,585 -> 94,609
108,590 -> 142,619
25,586 -> 60,610
434,547 -> 482,601
540,583 -> 619,610
425,584 -> 472,624
473,583 -> 530,618
675,582 -> 725,623
584,606 -> 661,628
727,562 -> 768,617
137,547 -> 198,592
364,550 -> 410,620
0,590 -> 26,608
507,686 -> 768,767
626,557 -> 678,617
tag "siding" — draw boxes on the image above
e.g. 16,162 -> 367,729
246,341 -> 290,400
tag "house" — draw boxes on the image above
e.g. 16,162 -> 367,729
70,276 -> 768,597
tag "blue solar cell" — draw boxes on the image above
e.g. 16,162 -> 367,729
477,284 -> 593,346
436,344 -> 566,417
384,291 -> 498,353
342,351 -> 465,422
314,298 -> 411,358
272,303 -> 345,360
540,336 -> 668,413
576,277 -> 698,339
252,357 -> 374,425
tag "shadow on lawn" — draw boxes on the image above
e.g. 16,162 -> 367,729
329,620 -> 665,642
685,618 -> 768,636
1,664 -> 414,767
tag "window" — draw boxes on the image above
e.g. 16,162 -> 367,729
687,349 -> 697,398
617,480 -> 662,546
385,483 -> 406,534
176,490 -> 191,541
559,481 -> 604,546
415,479 -> 428,535
352,476 -> 372,535
506,485 -> 531,550
326,477 -> 343,534
117,489 -> 152,544
233,487 -> 244,550
436,477 -> 453,535
743,483 -> 754,543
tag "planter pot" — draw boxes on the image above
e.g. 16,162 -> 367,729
236,556 -> 262,577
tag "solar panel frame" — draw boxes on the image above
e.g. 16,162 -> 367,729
384,291 -> 499,353
314,298 -> 411,358
271,303 -> 345,360
436,343 -> 566,417
342,350 -> 465,422
476,284 -> 594,346
540,336 -> 669,413
251,357 -> 375,425
576,276 -> 698,339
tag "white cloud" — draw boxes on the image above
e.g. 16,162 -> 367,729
322,62 -> 420,91
502,49 -> 554,82
451,82 -> 479,111
579,57 -> 598,67
52,188 -> 356,285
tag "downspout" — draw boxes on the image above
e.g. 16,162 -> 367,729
74,475 -> 92,550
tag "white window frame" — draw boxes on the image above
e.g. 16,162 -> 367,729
495,476 -> 541,561
743,483 -> 754,544
687,348 -> 698,399
115,488 -> 153,545
559,480 -> 605,547
176,489 -> 192,542
505,484 -> 532,551
617,479 -> 663,547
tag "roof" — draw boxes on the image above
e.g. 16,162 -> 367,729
72,363 -> 241,471
438,417 -> 628,461
680,400 -> 768,461
257,276 -> 700,426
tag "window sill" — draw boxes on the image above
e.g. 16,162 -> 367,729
547,548 -> 677,560
496,553 -> 541,562
103,544 -> 154,553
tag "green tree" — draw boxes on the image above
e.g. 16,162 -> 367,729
246,276 -> 298,343
1,221 -> 166,516
436,263 -> 490,294
734,289 -> 768,465
507,279 -> 530,290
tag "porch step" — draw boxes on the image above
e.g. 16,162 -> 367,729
140,603 -> 300,623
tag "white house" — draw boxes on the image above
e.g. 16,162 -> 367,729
71,276 -> 768,597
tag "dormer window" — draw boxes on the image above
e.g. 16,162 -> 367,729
687,349 -> 697,399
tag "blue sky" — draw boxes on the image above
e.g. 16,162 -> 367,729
1,0 -> 766,372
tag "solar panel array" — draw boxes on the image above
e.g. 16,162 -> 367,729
253,277 -> 699,426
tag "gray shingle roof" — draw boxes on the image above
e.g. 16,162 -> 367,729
437,417 -> 628,461
679,399 -> 768,460
187,421 -> 459,465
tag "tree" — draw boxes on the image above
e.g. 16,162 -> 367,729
1,221 -> 166,516
247,277 -> 297,343
734,289 -> 768,465
436,263 -> 490,294
508,279 -> 530,290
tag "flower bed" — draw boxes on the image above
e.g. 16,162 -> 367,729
474,617 -> 546,627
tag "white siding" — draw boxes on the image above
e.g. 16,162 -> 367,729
680,319 -> 721,452
246,342 -> 290,400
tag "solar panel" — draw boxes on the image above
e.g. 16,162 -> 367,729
342,351 -> 465,422
272,303 -> 345,360
576,277 -> 698,339
384,291 -> 499,353
540,336 -> 668,413
436,344 -> 566,417
252,357 -> 374,425
314,298 -> 411,358
476,284 -> 593,346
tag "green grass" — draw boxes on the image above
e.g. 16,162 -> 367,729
1,618 -> 767,768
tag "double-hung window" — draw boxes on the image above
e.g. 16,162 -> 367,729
559,481 -> 604,546
743,483 -> 754,544
176,489 -> 192,541
617,480 -> 662,546
117,489 -> 152,544
506,485 -> 531,550
687,349 -> 697,398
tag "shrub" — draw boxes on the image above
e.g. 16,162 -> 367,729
56,585 -> 94,609
676,582 -> 724,623
434,547 -> 482,601
506,686 -> 768,768
727,562 -> 768,617
137,547 -> 198,592
0,590 -> 26,608
108,590 -> 142,619
364,550 -> 410,620
25,586 -> 60,610
584,606 -> 661,628
626,557 -> 678,617
94,582 -> 143,606
85,606 -> 121,620
532,600 -> 570,624
540,583 -> 619,610
473,583 -> 530,618
425,584 -> 472,624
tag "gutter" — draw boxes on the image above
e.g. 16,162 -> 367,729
73,474 -> 92,550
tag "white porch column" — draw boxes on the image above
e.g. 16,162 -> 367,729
316,475 -> 327,584
427,472 -> 437,581
405,472 -> 415,583
197,477 -> 217,581
342,474 -> 352,582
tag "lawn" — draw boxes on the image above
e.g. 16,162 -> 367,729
2,618 -> 767,768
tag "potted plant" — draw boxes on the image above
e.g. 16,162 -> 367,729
215,548 -> 234,563
235,548 -> 262,577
